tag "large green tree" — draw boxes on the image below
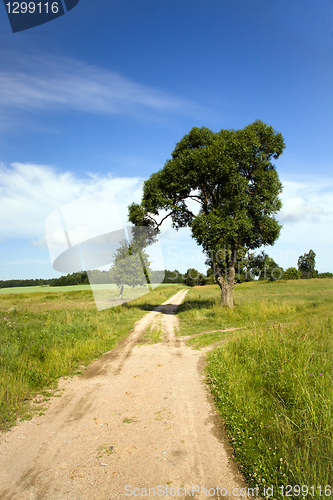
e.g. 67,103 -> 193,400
129,120 -> 285,306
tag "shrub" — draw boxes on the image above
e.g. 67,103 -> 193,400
283,267 -> 301,280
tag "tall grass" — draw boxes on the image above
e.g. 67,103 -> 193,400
177,279 -> 333,499
177,280 -> 333,334
0,286 -> 183,430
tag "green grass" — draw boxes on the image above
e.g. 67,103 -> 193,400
0,285 -> 184,430
185,330 -> 234,349
0,283 -> 180,294
140,322 -> 163,344
177,279 -> 333,499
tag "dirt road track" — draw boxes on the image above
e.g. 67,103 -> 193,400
0,289 -> 249,499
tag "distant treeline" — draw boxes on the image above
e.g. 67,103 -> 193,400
0,272 -> 90,289
49,270 -> 193,286
0,269 -> 200,289
1,265 -> 333,289
0,270 -> 182,288
0,278 -> 53,289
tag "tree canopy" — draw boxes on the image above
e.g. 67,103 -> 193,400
283,267 -> 301,280
297,249 -> 317,279
109,239 -> 153,289
129,120 -> 285,306
247,251 -> 283,281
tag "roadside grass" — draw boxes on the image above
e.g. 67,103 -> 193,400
177,279 -> 333,338
185,330 -> 237,350
177,279 -> 333,499
0,285 -> 184,430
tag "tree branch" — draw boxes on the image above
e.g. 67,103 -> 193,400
156,211 -> 175,229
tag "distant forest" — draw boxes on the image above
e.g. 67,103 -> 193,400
1,266 -> 333,289
0,269 -> 184,289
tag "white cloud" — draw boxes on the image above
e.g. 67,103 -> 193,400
279,198 -> 326,223
0,162 -> 144,240
268,177 -> 333,272
278,179 -> 333,224
0,54 -> 196,120
2,165 -> 333,273
0,161 -> 208,273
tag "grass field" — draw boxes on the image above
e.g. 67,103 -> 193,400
0,283 -> 179,295
0,284 -> 95,294
1,279 -> 332,497
177,279 -> 333,499
0,284 -> 184,430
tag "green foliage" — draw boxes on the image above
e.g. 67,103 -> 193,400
109,239 -> 152,288
148,270 -> 166,283
0,278 -> 53,289
50,271 -> 89,286
248,251 -> 283,281
86,269 -> 113,284
283,267 -> 301,280
129,122 -> 285,248
205,248 -> 284,283
298,249 -> 316,279
206,268 -> 216,284
162,269 -> 184,284
183,268 -> 207,287
129,120 -> 285,305
318,272 -> 333,278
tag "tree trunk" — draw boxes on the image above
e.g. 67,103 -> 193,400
214,243 -> 238,307
118,283 -> 124,300
138,251 -> 152,292
216,271 -> 234,307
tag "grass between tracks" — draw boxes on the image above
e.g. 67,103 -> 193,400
0,285 -> 183,430
177,279 -> 333,499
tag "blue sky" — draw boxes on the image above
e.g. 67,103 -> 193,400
0,0 -> 332,279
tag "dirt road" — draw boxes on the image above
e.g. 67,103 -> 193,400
0,290 -> 248,499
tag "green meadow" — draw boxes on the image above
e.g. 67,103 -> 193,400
1,279 -> 332,498
0,284 -> 94,294
0,283 -> 179,295
177,279 -> 333,499
0,285 -> 183,430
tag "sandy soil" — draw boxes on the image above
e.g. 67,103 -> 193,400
0,289 -> 249,500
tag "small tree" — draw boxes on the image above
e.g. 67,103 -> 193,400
129,120 -> 285,307
283,267 -> 301,280
162,269 -> 184,284
109,239 -> 152,292
297,250 -> 316,279
184,268 -> 207,287
247,251 -> 283,281
206,268 -> 216,284
318,272 -> 333,278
